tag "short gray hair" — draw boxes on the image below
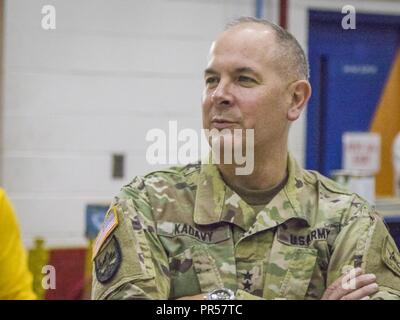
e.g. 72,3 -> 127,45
225,17 -> 309,80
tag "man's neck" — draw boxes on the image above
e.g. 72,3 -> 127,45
217,148 -> 288,192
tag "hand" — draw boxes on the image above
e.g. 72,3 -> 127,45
176,294 -> 205,300
321,267 -> 379,300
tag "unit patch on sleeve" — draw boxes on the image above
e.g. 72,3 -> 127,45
94,236 -> 122,283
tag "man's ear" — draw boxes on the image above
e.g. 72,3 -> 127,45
287,80 -> 312,121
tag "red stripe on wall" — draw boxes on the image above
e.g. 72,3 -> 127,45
44,248 -> 87,300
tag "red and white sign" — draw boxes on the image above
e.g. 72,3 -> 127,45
342,132 -> 381,174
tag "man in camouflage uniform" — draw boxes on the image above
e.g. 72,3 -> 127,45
92,17 -> 400,300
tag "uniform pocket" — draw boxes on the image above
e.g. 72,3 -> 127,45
168,245 -> 225,299
168,247 -> 201,299
264,243 -> 318,300
191,244 -> 224,293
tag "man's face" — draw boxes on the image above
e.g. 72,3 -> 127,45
202,24 -> 293,151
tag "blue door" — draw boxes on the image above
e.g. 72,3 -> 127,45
306,10 -> 400,176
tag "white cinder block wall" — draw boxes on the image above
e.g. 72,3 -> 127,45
1,0 -> 306,248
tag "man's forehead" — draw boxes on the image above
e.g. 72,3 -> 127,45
206,24 -> 277,67
210,24 -> 276,54
218,23 -> 275,44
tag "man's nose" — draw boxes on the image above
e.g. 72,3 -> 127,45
211,81 -> 233,106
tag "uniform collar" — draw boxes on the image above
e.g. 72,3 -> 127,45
193,152 -> 310,231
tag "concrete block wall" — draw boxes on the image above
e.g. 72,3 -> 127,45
2,0 -> 259,247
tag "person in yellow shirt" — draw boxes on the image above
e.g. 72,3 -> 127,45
0,188 -> 36,299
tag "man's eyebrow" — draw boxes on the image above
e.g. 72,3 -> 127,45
235,67 -> 258,74
204,68 -> 218,75
204,67 -> 259,75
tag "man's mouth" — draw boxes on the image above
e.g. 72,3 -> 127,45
211,117 -> 237,129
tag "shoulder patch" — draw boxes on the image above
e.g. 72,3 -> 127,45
93,206 -> 119,259
94,235 -> 122,283
382,235 -> 400,277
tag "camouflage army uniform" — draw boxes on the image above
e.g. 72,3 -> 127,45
91,153 -> 400,300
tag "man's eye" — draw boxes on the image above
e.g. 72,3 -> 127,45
205,77 -> 218,86
238,76 -> 255,83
